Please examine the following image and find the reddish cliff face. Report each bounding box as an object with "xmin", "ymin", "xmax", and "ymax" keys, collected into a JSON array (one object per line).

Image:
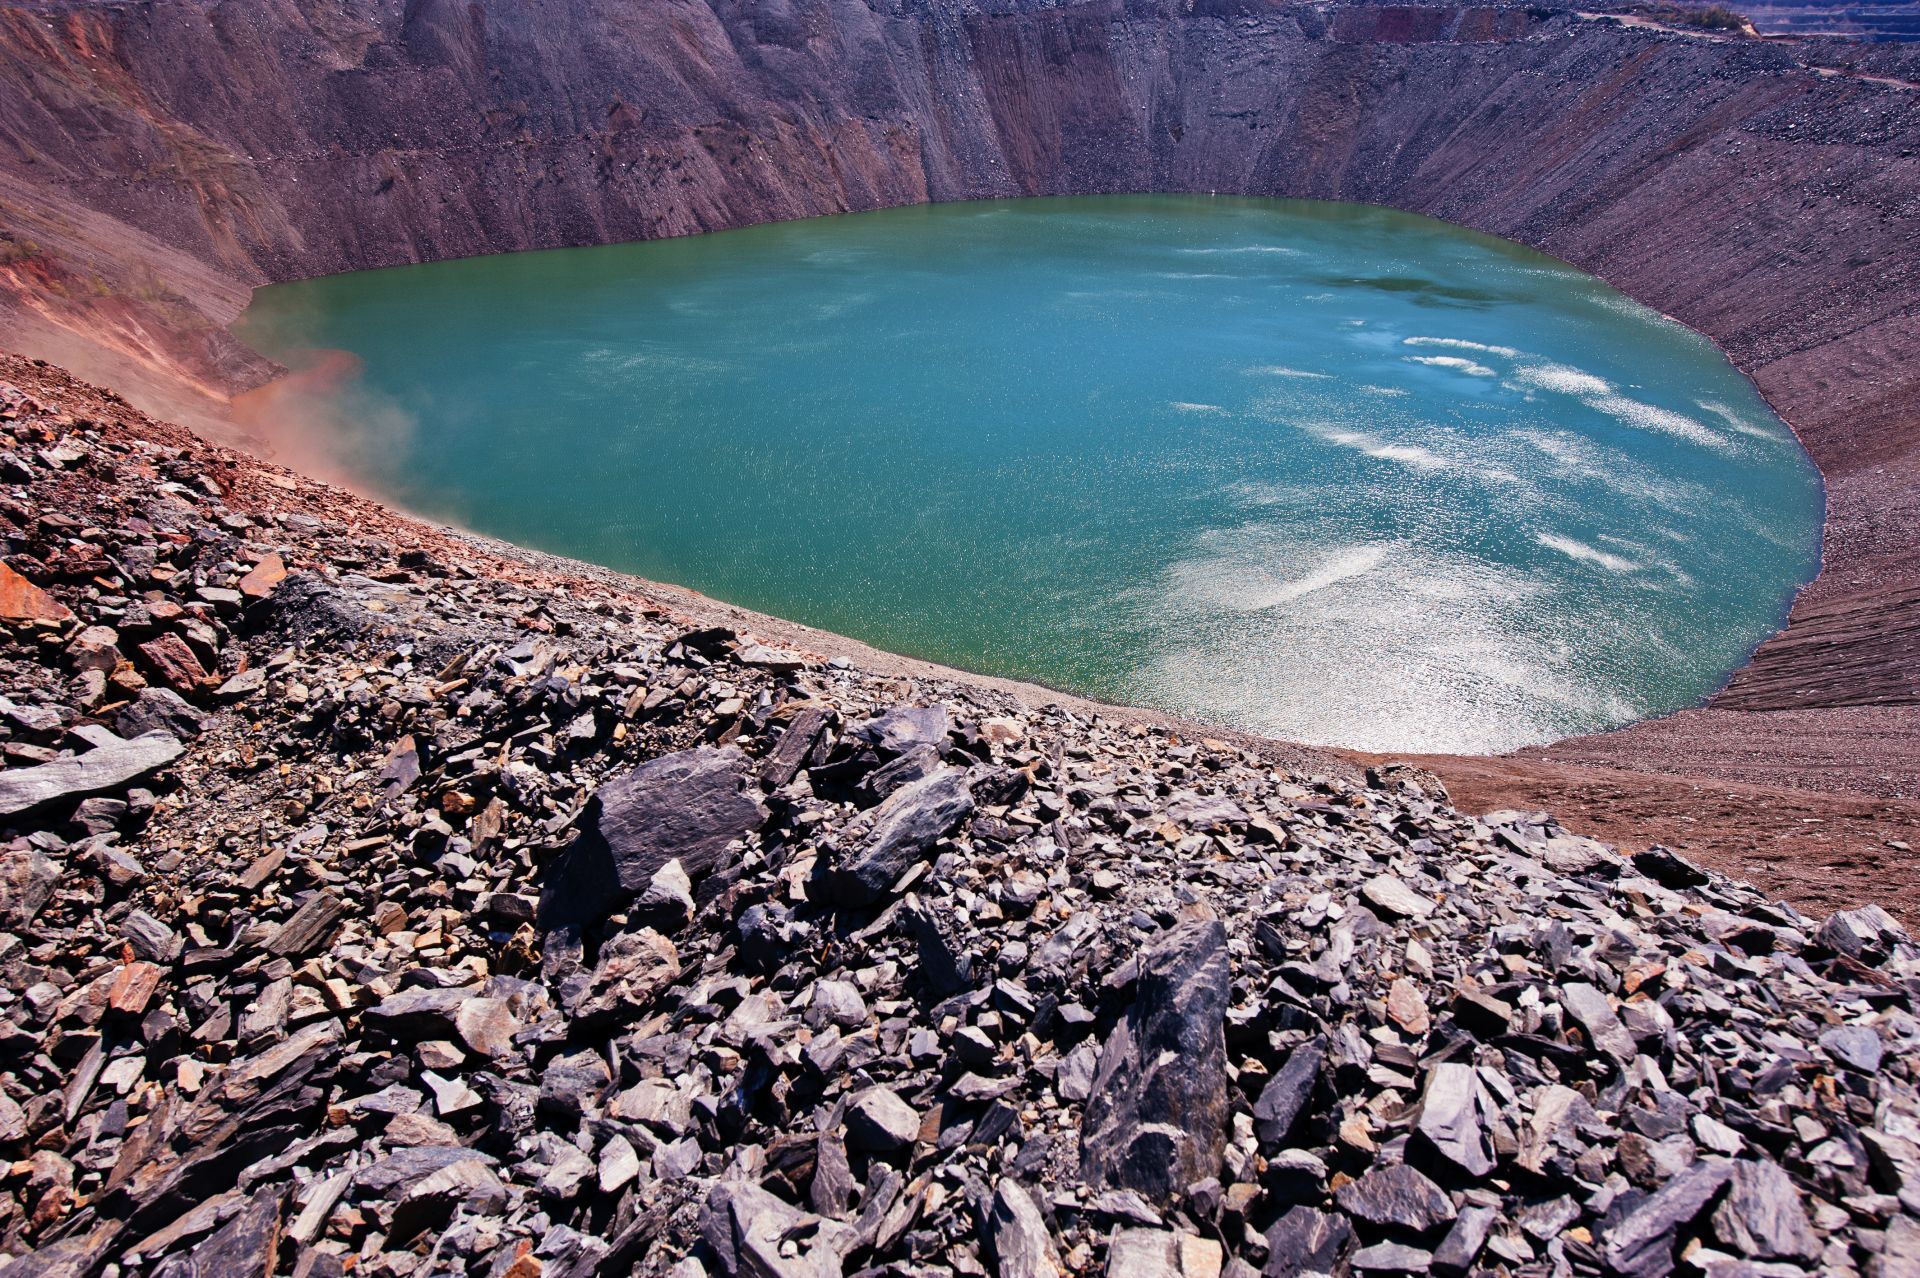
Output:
[{"xmin": 0, "ymin": 0, "xmax": 1915, "ymax": 781}]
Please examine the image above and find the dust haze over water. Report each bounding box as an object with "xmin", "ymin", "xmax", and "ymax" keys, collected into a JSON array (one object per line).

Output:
[{"xmin": 237, "ymin": 196, "xmax": 1824, "ymax": 754}]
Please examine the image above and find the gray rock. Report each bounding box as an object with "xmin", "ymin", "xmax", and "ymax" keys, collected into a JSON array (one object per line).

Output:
[
  {"xmin": 1253, "ymin": 1037, "xmax": 1323, "ymax": 1148},
  {"xmin": 0, "ymin": 730, "xmax": 183, "ymax": 817},
  {"xmin": 1604, "ymin": 1158, "xmax": 1734, "ymax": 1278},
  {"xmin": 1350, "ymin": 1242, "xmax": 1434, "ymax": 1272},
  {"xmin": 847, "ymin": 705, "xmax": 948, "ymax": 756},
  {"xmin": 1563, "ymin": 982, "xmax": 1637, "ymax": 1064},
  {"xmin": 1819, "ymin": 1024, "xmax": 1883, "ymax": 1074},
  {"xmin": 1432, "ymin": 1205, "xmax": 1495, "ymax": 1276},
  {"xmin": 0, "ymin": 848, "xmax": 60, "ymax": 929},
  {"xmin": 539, "ymin": 746, "xmax": 766, "ymax": 929},
  {"xmin": 834, "ymin": 768, "xmax": 975, "ymax": 905},
  {"xmin": 114, "ymin": 687, "xmax": 206, "ymax": 740},
  {"xmin": 1361, "ymin": 875, "xmax": 1435, "ymax": 920},
  {"xmin": 1263, "ymin": 1206, "xmax": 1353, "ymax": 1278},
  {"xmin": 1711, "ymin": 1159, "xmax": 1820, "ymax": 1261},
  {"xmin": 988, "ymin": 1179, "xmax": 1061, "ymax": 1278},
  {"xmin": 845, "ymin": 1086, "xmax": 919, "ymax": 1151},
  {"xmin": 1335, "ymin": 1163, "xmax": 1456, "ymax": 1232},
  {"xmin": 1416, "ymin": 1063, "xmax": 1493, "ymax": 1178},
  {"xmin": 701, "ymin": 1180, "xmax": 857, "ymax": 1278},
  {"xmin": 1081, "ymin": 917, "xmax": 1231, "ymax": 1205}
]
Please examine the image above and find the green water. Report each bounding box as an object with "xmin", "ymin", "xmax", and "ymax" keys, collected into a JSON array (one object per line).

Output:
[{"xmin": 240, "ymin": 196, "xmax": 1823, "ymax": 753}]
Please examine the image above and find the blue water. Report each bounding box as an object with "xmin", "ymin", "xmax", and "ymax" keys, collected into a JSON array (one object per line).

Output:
[{"xmin": 238, "ymin": 196, "xmax": 1824, "ymax": 752}]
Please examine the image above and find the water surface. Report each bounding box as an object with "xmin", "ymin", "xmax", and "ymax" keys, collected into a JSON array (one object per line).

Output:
[{"xmin": 240, "ymin": 196, "xmax": 1823, "ymax": 752}]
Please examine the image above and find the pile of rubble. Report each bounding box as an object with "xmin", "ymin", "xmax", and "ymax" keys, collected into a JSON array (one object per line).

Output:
[{"xmin": 2, "ymin": 356, "xmax": 1918, "ymax": 1278}]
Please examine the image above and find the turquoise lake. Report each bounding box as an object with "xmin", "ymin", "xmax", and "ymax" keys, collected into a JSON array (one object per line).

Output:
[{"xmin": 239, "ymin": 196, "xmax": 1824, "ymax": 753}]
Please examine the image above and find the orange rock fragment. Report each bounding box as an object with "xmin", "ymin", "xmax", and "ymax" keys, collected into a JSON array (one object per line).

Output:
[
  {"xmin": 107, "ymin": 961, "xmax": 163, "ymax": 1015},
  {"xmin": 137, "ymin": 632, "xmax": 212, "ymax": 694},
  {"xmin": 0, "ymin": 561, "xmax": 73, "ymax": 625},
  {"xmin": 238, "ymin": 552, "xmax": 286, "ymax": 599}
]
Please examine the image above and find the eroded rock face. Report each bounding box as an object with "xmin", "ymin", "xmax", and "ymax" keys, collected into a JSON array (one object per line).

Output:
[{"xmin": 1081, "ymin": 916, "xmax": 1232, "ymax": 1204}]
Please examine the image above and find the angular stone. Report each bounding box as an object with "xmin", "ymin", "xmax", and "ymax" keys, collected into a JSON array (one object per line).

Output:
[
  {"xmin": 265, "ymin": 890, "xmax": 346, "ymax": 957},
  {"xmin": 701, "ymin": 1180, "xmax": 858, "ymax": 1278},
  {"xmin": 238, "ymin": 553, "xmax": 287, "ymax": 599},
  {"xmin": 0, "ymin": 848, "xmax": 60, "ymax": 928},
  {"xmin": 847, "ymin": 705, "xmax": 948, "ymax": 756},
  {"xmin": 137, "ymin": 633, "xmax": 212, "ymax": 694},
  {"xmin": 540, "ymin": 746, "xmax": 766, "ymax": 929},
  {"xmin": 1105, "ymin": 1228, "xmax": 1181, "ymax": 1278},
  {"xmin": 0, "ymin": 730, "xmax": 183, "ymax": 817},
  {"xmin": 1263, "ymin": 1206, "xmax": 1352, "ymax": 1278},
  {"xmin": 1361, "ymin": 875, "xmax": 1435, "ymax": 920},
  {"xmin": 1711, "ymin": 1159, "xmax": 1819, "ymax": 1261},
  {"xmin": 834, "ymin": 768, "xmax": 975, "ymax": 906},
  {"xmin": 1252, "ymin": 1038, "xmax": 1323, "ymax": 1149},
  {"xmin": 1562, "ymin": 982, "xmax": 1637, "ymax": 1065},
  {"xmin": 1819, "ymin": 1024, "xmax": 1883, "ymax": 1074},
  {"xmin": 0, "ymin": 561, "xmax": 73, "ymax": 624},
  {"xmin": 1335, "ymin": 1163, "xmax": 1456, "ymax": 1232},
  {"xmin": 845, "ymin": 1087, "xmax": 919, "ymax": 1152},
  {"xmin": 1082, "ymin": 917, "xmax": 1231, "ymax": 1204},
  {"xmin": 1416, "ymin": 1063, "xmax": 1494, "ymax": 1178},
  {"xmin": 988, "ymin": 1179, "xmax": 1062, "ymax": 1278},
  {"xmin": 1432, "ymin": 1205, "xmax": 1495, "ymax": 1276},
  {"xmin": 1604, "ymin": 1158, "xmax": 1734, "ymax": 1278},
  {"xmin": 114, "ymin": 688, "xmax": 206, "ymax": 740}
]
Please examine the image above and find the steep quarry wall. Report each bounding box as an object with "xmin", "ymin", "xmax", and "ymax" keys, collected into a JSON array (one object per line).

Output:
[{"xmin": 0, "ymin": 0, "xmax": 1915, "ymax": 783}]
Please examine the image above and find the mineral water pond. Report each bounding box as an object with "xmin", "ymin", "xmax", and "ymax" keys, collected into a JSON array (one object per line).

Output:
[{"xmin": 239, "ymin": 196, "xmax": 1824, "ymax": 754}]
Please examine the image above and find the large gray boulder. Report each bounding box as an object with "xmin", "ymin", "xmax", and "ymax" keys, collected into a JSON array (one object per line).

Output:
[
  {"xmin": 539, "ymin": 746, "xmax": 766, "ymax": 930},
  {"xmin": 1080, "ymin": 917, "xmax": 1231, "ymax": 1204}
]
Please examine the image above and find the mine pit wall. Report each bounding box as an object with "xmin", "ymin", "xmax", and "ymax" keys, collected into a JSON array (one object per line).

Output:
[{"xmin": 0, "ymin": 0, "xmax": 1915, "ymax": 782}]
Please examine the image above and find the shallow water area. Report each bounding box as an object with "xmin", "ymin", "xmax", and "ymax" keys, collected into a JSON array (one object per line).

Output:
[{"xmin": 239, "ymin": 196, "xmax": 1823, "ymax": 753}]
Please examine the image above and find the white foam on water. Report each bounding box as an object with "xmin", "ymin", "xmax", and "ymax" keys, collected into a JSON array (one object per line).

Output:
[
  {"xmin": 1234, "ymin": 544, "xmax": 1392, "ymax": 610},
  {"xmin": 1170, "ymin": 401, "xmax": 1229, "ymax": 414},
  {"xmin": 1591, "ymin": 394, "xmax": 1732, "ymax": 451},
  {"xmin": 1512, "ymin": 362, "xmax": 1613, "ymax": 397},
  {"xmin": 1176, "ymin": 244, "xmax": 1300, "ymax": 256},
  {"xmin": 1535, "ymin": 533, "xmax": 1641, "ymax": 573},
  {"xmin": 1246, "ymin": 365, "xmax": 1333, "ymax": 379},
  {"xmin": 1403, "ymin": 336, "xmax": 1521, "ymax": 358},
  {"xmin": 1698, "ymin": 398, "xmax": 1791, "ymax": 442},
  {"xmin": 1303, "ymin": 423, "xmax": 1450, "ymax": 472},
  {"xmin": 1405, "ymin": 354, "xmax": 1497, "ymax": 377},
  {"xmin": 1359, "ymin": 385, "xmax": 1409, "ymax": 397}
]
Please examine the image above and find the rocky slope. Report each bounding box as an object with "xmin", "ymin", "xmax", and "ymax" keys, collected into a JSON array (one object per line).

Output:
[
  {"xmin": 0, "ymin": 0, "xmax": 1915, "ymax": 798},
  {"xmin": 5, "ymin": 354, "xmax": 1920, "ymax": 1278}
]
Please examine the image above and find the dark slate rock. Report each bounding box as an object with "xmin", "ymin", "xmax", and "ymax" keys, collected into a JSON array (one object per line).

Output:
[
  {"xmin": 1253, "ymin": 1038, "xmax": 1324, "ymax": 1149},
  {"xmin": 1819, "ymin": 1024, "xmax": 1883, "ymax": 1074},
  {"xmin": 1264, "ymin": 1206, "xmax": 1354, "ymax": 1278},
  {"xmin": 988, "ymin": 1178, "xmax": 1061, "ymax": 1278},
  {"xmin": 834, "ymin": 768, "xmax": 975, "ymax": 906},
  {"xmin": 0, "ymin": 730, "xmax": 183, "ymax": 817},
  {"xmin": 1350, "ymin": 1241, "xmax": 1434, "ymax": 1272},
  {"xmin": 1603, "ymin": 1158, "xmax": 1734, "ymax": 1278},
  {"xmin": 846, "ymin": 705, "xmax": 948, "ymax": 757},
  {"xmin": 539, "ymin": 746, "xmax": 766, "ymax": 929},
  {"xmin": 1432, "ymin": 1205, "xmax": 1495, "ymax": 1276},
  {"xmin": 114, "ymin": 688, "xmax": 208, "ymax": 740},
  {"xmin": 356, "ymin": 1146, "xmax": 499, "ymax": 1198},
  {"xmin": 1335, "ymin": 1163, "xmax": 1457, "ymax": 1232},
  {"xmin": 1081, "ymin": 917, "xmax": 1232, "ymax": 1205},
  {"xmin": 1632, "ymin": 846, "xmax": 1709, "ymax": 889},
  {"xmin": 1711, "ymin": 1160, "xmax": 1820, "ymax": 1261}
]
